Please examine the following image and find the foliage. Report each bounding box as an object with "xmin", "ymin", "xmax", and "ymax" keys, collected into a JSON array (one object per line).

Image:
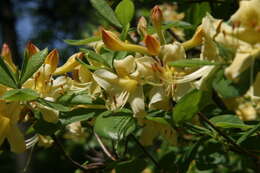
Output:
[{"xmin": 0, "ymin": 0, "xmax": 260, "ymax": 173}]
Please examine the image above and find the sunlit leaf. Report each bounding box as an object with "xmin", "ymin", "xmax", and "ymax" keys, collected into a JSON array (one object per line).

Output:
[
  {"xmin": 20, "ymin": 48, "xmax": 48, "ymax": 85},
  {"xmin": 64, "ymin": 36, "xmax": 101, "ymax": 46},
  {"xmin": 2, "ymin": 88, "xmax": 39, "ymax": 101},
  {"xmin": 90, "ymin": 0, "xmax": 122, "ymax": 28},
  {"xmin": 115, "ymin": 0, "xmax": 135, "ymax": 26}
]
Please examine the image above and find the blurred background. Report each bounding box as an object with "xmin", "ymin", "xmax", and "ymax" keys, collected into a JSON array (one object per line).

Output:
[{"xmin": 0, "ymin": 0, "xmax": 239, "ymax": 172}]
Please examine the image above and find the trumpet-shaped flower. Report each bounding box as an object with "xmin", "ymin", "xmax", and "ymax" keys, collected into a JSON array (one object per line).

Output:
[{"xmin": 93, "ymin": 55, "xmax": 148, "ymax": 117}]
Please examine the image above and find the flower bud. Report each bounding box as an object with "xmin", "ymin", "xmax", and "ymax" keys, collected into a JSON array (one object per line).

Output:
[
  {"xmin": 45, "ymin": 49, "xmax": 59, "ymax": 73},
  {"xmin": 25, "ymin": 42, "xmax": 39, "ymax": 57},
  {"xmin": 102, "ymin": 29, "xmax": 126, "ymax": 51},
  {"xmin": 151, "ymin": 5, "xmax": 163, "ymax": 30},
  {"xmin": 102, "ymin": 29, "xmax": 150, "ymax": 55},
  {"xmin": 1, "ymin": 43, "xmax": 16, "ymax": 71},
  {"xmin": 137, "ymin": 16, "xmax": 148, "ymax": 37},
  {"xmin": 54, "ymin": 52, "xmax": 84, "ymax": 75},
  {"xmin": 144, "ymin": 35, "xmax": 161, "ymax": 56}
]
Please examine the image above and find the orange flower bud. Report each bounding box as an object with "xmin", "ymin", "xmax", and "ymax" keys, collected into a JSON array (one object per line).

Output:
[
  {"xmin": 144, "ymin": 35, "xmax": 161, "ymax": 56},
  {"xmin": 102, "ymin": 29, "xmax": 126, "ymax": 51},
  {"xmin": 1, "ymin": 43, "xmax": 17, "ymax": 71},
  {"xmin": 25, "ymin": 42, "xmax": 40, "ymax": 57},
  {"xmin": 151, "ymin": 5, "xmax": 164, "ymax": 30},
  {"xmin": 45, "ymin": 49, "xmax": 59, "ymax": 73},
  {"xmin": 102, "ymin": 29, "xmax": 150, "ymax": 55},
  {"xmin": 1, "ymin": 43, "xmax": 11, "ymax": 59}
]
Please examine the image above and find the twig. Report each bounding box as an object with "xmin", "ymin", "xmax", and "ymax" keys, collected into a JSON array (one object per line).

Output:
[
  {"xmin": 94, "ymin": 132, "xmax": 117, "ymax": 161},
  {"xmin": 166, "ymin": 29, "xmax": 183, "ymax": 43},
  {"xmin": 52, "ymin": 135, "xmax": 105, "ymax": 172},
  {"xmin": 130, "ymin": 134, "xmax": 161, "ymax": 169},
  {"xmin": 198, "ymin": 112, "xmax": 260, "ymax": 160}
]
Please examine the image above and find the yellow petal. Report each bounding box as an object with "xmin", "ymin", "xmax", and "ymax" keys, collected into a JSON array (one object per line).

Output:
[
  {"xmin": 6, "ymin": 126, "xmax": 26, "ymax": 153},
  {"xmin": 0, "ymin": 116, "xmax": 10, "ymax": 146}
]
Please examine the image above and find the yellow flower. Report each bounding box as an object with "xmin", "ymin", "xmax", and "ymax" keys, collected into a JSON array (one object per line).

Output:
[{"xmin": 0, "ymin": 102, "xmax": 26, "ymax": 153}]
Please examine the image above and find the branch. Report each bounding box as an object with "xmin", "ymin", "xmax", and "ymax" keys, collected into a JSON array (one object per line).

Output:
[
  {"xmin": 130, "ymin": 134, "xmax": 161, "ymax": 169},
  {"xmin": 198, "ymin": 112, "xmax": 260, "ymax": 160},
  {"xmin": 52, "ymin": 135, "xmax": 105, "ymax": 172},
  {"xmin": 94, "ymin": 132, "xmax": 117, "ymax": 161}
]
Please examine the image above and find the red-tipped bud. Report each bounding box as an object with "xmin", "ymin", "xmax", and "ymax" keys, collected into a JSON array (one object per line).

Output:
[
  {"xmin": 151, "ymin": 5, "xmax": 164, "ymax": 30},
  {"xmin": 1, "ymin": 43, "xmax": 11, "ymax": 59},
  {"xmin": 1, "ymin": 43, "xmax": 17, "ymax": 71},
  {"xmin": 25, "ymin": 42, "xmax": 40, "ymax": 57},
  {"xmin": 144, "ymin": 35, "xmax": 161, "ymax": 56},
  {"xmin": 101, "ymin": 29, "xmax": 126, "ymax": 51}
]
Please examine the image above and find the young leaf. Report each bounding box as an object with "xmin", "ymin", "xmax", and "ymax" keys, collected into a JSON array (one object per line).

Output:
[
  {"xmin": 37, "ymin": 98, "xmax": 70, "ymax": 112},
  {"xmin": 212, "ymin": 68, "xmax": 253, "ymax": 98},
  {"xmin": 172, "ymin": 89, "xmax": 212, "ymax": 124},
  {"xmin": 237, "ymin": 122, "xmax": 260, "ymax": 144},
  {"xmin": 90, "ymin": 0, "xmax": 122, "ymax": 28},
  {"xmin": 64, "ymin": 36, "xmax": 101, "ymax": 46},
  {"xmin": 60, "ymin": 108, "xmax": 103, "ymax": 126},
  {"xmin": 210, "ymin": 115, "xmax": 251, "ymax": 130},
  {"xmin": 1, "ymin": 88, "xmax": 39, "ymax": 101},
  {"xmin": 19, "ymin": 48, "xmax": 48, "ymax": 85},
  {"xmin": 168, "ymin": 59, "xmax": 219, "ymax": 68},
  {"xmin": 120, "ymin": 23, "xmax": 130, "ymax": 41},
  {"xmin": 81, "ymin": 49, "xmax": 111, "ymax": 68},
  {"xmin": 0, "ymin": 57, "xmax": 18, "ymax": 88},
  {"xmin": 57, "ymin": 92, "xmax": 93, "ymax": 106},
  {"xmin": 115, "ymin": 0, "xmax": 135, "ymax": 26},
  {"xmin": 94, "ymin": 110, "xmax": 136, "ymax": 140}
]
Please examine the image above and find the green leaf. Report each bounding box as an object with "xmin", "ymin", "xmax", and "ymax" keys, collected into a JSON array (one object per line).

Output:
[
  {"xmin": 185, "ymin": 3, "xmax": 211, "ymax": 26},
  {"xmin": 120, "ymin": 23, "xmax": 130, "ymax": 41},
  {"xmin": 2, "ymin": 88, "xmax": 39, "ymax": 101},
  {"xmin": 64, "ymin": 36, "xmax": 101, "ymax": 46},
  {"xmin": 178, "ymin": 138, "xmax": 205, "ymax": 173},
  {"xmin": 34, "ymin": 115, "xmax": 61, "ymax": 135},
  {"xmin": 163, "ymin": 21, "xmax": 193, "ymax": 30},
  {"xmin": 57, "ymin": 92, "xmax": 93, "ymax": 106},
  {"xmin": 60, "ymin": 108, "xmax": 103, "ymax": 125},
  {"xmin": 0, "ymin": 57, "xmax": 18, "ymax": 88},
  {"xmin": 80, "ymin": 48, "xmax": 112, "ymax": 68},
  {"xmin": 168, "ymin": 59, "xmax": 219, "ymax": 68},
  {"xmin": 75, "ymin": 57, "xmax": 102, "ymax": 71},
  {"xmin": 212, "ymin": 67, "xmax": 257, "ymax": 98},
  {"xmin": 145, "ymin": 116, "xmax": 169, "ymax": 125},
  {"xmin": 94, "ymin": 110, "xmax": 136, "ymax": 140},
  {"xmin": 215, "ymin": 42, "xmax": 235, "ymax": 60},
  {"xmin": 172, "ymin": 89, "xmax": 212, "ymax": 124},
  {"xmin": 20, "ymin": 48, "xmax": 48, "ymax": 85},
  {"xmin": 237, "ymin": 121, "xmax": 260, "ymax": 144},
  {"xmin": 210, "ymin": 115, "xmax": 251, "ymax": 130},
  {"xmin": 115, "ymin": 0, "xmax": 135, "ymax": 26},
  {"xmin": 37, "ymin": 98, "xmax": 70, "ymax": 112},
  {"xmin": 90, "ymin": 0, "xmax": 122, "ymax": 28}
]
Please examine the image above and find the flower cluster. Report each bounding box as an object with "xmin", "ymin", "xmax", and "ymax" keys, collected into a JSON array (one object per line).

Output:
[{"xmin": 0, "ymin": 0, "xmax": 259, "ymax": 157}]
